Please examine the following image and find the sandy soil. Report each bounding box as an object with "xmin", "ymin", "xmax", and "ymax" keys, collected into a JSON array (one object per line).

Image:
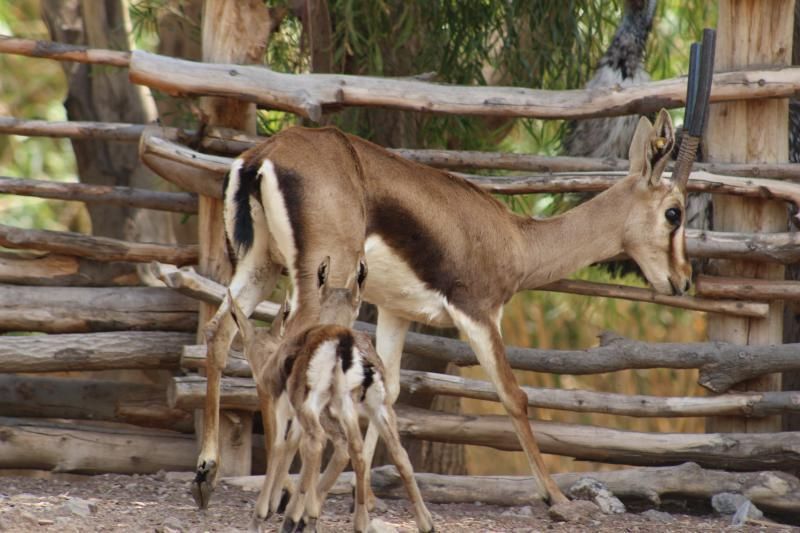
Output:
[{"xmin": 0, "ymin": 471, "xmax": 796, "ymax": 532}]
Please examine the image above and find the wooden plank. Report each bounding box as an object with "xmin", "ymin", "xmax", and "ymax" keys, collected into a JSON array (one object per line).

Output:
[
  {"xmin": 169, "ymin": 372, "xmax": 800, "ymax": 419},
  {"xmin": 0, "ymin": 176, "xmax": 197, "ymax": 213},
  {"xmin": 0, "ymin": 251, "xmax": 138, "ymax": 286},
  {"xmin": 0, "ymin": 331, "xmax": 193, "ymax": 372},
  {"xmin": 0, "ymin": 224, "xmax": 198, "ymax": 265},
  {"xmin": 0, "ymin": 286, "xmax": 198, "ymax": 333},
  {"xmin": 706, "ymin": 0, "xmax": 793, "ymax": 434},
  {"xmin": 0, "ymin": 417, "xmax": 195, "ymax": 474},
  {"xmin": 0, "ymin": 374, "xmax": 192, "ymax": 432},
  {"xmin": 696, "ymin": 275, "xmax": 800, "ymax": 301}
]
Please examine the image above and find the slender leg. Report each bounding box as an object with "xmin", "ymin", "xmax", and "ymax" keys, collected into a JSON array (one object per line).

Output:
[
  {"xmin": 194, "ymin": 260, "xmax": 281, "ymax": 508},
  {"xmin": 316, "ymin": 408, "xmax": 351, "ymax": 503},
  {"xmin": 252, "ymin": 395, "xmax": 295, "ymax": 529},
  {"xmin": 282, "ymin": 404, "xmax": 325, "ymax": 533},
  {"xmin": 447, "ymin": 305, "xmax": 567, "ymax": 505},
  {"xmin": 361, "ymin": 309, "xmax": 411, "ymax": 502},
  {"xmin": 341, "ymin": 400, "xmax": 369, "ymax": 533},
  {"xmin": 367, "ymin": 399, "xmax": 434, "ymax": 532}
]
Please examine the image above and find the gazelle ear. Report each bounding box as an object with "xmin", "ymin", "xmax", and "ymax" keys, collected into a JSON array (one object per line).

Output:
[
  {"xmin": 649, "ymin": 109, "xmax": 675, "ymax": 184},
  {"xmin": 628, "ymin": 116, "xmax": 654, "ymax": 179},
  {"xmin": 228, "ymin": 290, "xmax": 254, "ymax": 345}
]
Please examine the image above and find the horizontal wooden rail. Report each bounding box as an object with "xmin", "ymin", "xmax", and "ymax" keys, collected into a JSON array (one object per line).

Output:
[
  {"xmin": 159, "ymin": 266, "xmax": 798, "ymax": 392},
  {"xmin": 224, "ymin": 462, "xmax": 800, "ymax": 513},
  {"xmin": 0, "ymin": 285, "xmax": 198, "ymax": 333},
  {"xmin": 0, "ymin": 331, "xmax": 193, "ymax": 372},
  {"xmin": 0, "ymin": 251, "xmax": 138, "ymax": 286},
  {"xmin": 6, "ymin": 36, "xmax": 800, "ymax": 121},
  {"xmin": 170, "ymin": 371, "xmax": 800, "ymax": 419},
  {"xmin": 6, "ymin": 116, "xmax": 800, "ymax": 180},
  {"xmin": 0, "ymin": 224, "xmax": 198, "ymax": 265},
  {"xmin": 0, "ymin": 176, "xmax": 197, "ymax": 213},
  {"xmin": 696, "ymin": 274, "xmax": 800, "ymax": 301},
  {"xmin": 393, "ymin": 406, "xmax": 800, "ymax": 471},
  {"xmin": 0, "ymin": 417, "xmax": 195, "ymax": 474},
  {"xmin": 0, "ymin": 374, "xmax": 192, "ymax": 432}
]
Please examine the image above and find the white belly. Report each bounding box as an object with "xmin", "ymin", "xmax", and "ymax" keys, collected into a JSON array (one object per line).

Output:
[{"xmin": 362, "ymin": 235, "xmax": 453, "ymax": 327}]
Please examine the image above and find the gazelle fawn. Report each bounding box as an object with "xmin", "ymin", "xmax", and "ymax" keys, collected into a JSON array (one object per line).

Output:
[
  {"xmin": 198, "ymin": 108, "xmax": 688, "ymax": 508},
  {"xmin": 229, "ymin": 258, "xmax": 434, "ymax": 533}
]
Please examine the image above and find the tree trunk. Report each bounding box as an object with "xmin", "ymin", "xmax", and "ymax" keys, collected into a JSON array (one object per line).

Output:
[{"xmin": 706, "ymin": 1, "xmax": 793, "ymax": 435}]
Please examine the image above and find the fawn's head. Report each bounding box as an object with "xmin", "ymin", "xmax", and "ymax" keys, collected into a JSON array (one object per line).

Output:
[{"xmin": 621, "ymin": 109, "xmax": 692, "ymax": 296}]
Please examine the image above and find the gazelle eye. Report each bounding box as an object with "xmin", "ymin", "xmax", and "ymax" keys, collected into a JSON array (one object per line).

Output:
[
  {"xmin": 665, "ymin": 207, "xmax": 682, "ymax": 226},
  {"xmin": 357, "ymin": 260, "xmax": 368, "ymax": 287}
]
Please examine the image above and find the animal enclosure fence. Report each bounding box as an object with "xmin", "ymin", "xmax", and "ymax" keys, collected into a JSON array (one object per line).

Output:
[{"xmin": 3, "ymin": 17, "xmax": 800, "ymax": 514}]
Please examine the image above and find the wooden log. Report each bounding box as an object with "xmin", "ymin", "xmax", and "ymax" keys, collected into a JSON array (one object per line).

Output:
[
  {"xmin": 393, "ymin": 406, "xmax": 800, "ymax": 471},
  {"xmin": 706, "ymin": 0, "xmax": 791, "ymax": 435},
  {"xmin": 7, "ymin": 35, "xmax": 800, "ymax": 121},
  {"xmin": 0, "ymin": 224, "xmax": 198, "ymax": 265},
  {"xmin": 686, "ymin": 229, "xmax": 800, "ymax": 265},
  {"xmin": 0, "ymin": 417, "xmax": 196, "ymax": 474},
  {"xmin": 696, "ymin": 275, "xmax": 800, "ymax": 301},
  {"xmin": 540, "ymin": 279, "xmax": 768, "ymax": 318},
  {"xmin": 0, "ymin": 176, "xmax": 197, "ymax": 213},
  {"xmin": 356, "ymin": 463, "xmax": 800, "ymax": 514},
  {"xmin": 8, "ymin": 116, "xmax": 800, "ymax": 181},
  {"xmin": 0, "ymin": 36, "xmax": 130, "ymax": 67},
  {"xmin": 0, "ymin": 331, "xmax": 193, "ymax": 372},
  {"xmin": 0, "ymin": 286, "xmax": 198, "ymax": 333},
  {"xmin": 166, "ymin": 269, "xmax": 800, "ymax": 393},
  {"xmin": 0, "ymin": 374, "xmax": 192, "ymax": 432},
  {"xmin": 0, "ymin": 251, "xmax": 138, "ymax": 286},
  {"xmin": 170, "ymin": 371, "xmax": 800, "ymax": 419}
]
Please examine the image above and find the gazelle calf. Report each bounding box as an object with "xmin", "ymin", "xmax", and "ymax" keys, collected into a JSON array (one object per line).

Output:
[
  {"xmin": 198, "ymin": 108, "xmax": 688, "ymax": 509},
  {"xmin": 229, "ymin": 263, "xmax": 434, "ymax": 533}
]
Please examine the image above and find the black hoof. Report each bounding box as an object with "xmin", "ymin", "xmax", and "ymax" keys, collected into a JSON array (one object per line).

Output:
[
  {"xmin": 280, "ymin": 517, "xmax": 297, "ymax": 533},
  {"xmin": 277, "ymin": 488, "xmax": 291, "ymax": 514},
  {"xmin": 191, "ymin": 459, "xmax": 217, "ymax": 509}
]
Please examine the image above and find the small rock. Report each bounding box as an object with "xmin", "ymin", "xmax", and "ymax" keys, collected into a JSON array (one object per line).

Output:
[
  {"xmin": 518, "ymin": 505, "xmax": 534, "ymax": 517},
  {"xmin": 731, "ymin": 499, "xmax": 764, "ymax": 526},
  {"xmin": 640, "ymin": 509, "xmax": 674, "ymax": 523},
  {"xmin": 155, "ymin": 470, "xmax": 167, "ymax": 481},
  {"xmin": 501, "ymin": 505, "xmax": 535, "ymax": 518},
  {"xmin": 567, "ymin": 478, "xmax": 626, "ymax": 514},
  {"xmin": 37, "ymin": 518, "xmax": 55, "ymax": 526},
  {"xmin": 164, "ymin": 471, "xmax": 194, "ymax": 482},
  {"xmin": 548, "ymin": 500, "xmax": 602, "ymax": 522},
  {"xmin": 371, "ymin": 496, "xmax": 389, "ymax": 513},
  {"xmin": 19, "ymin": 512, "xmax": 39, "ymax": 526},
  {"xmin": 159, "ymin": 516, "xmax": 186, "ymax": 533},
  {"xmin": 61, "ymin": 497, "xmax": 97, "ymax": 517},
  {"xmin": 10, "ymin": 493, "xmax": 39, "ymax": 502},
  {"xmin": 366, "ymin": 518, "xmax": 398, "ymax": 533},
  {"xmin": 711, "ymin": 492, "xmax": 748, "ymax": 515}
]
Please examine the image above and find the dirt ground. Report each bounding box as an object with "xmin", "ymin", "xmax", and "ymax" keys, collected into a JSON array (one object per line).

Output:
[{"xmin": 0, "ymin": 471, "xmax": 796, "ymax": 532}]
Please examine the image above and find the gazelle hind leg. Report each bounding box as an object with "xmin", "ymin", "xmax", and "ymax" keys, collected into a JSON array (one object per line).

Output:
[
  {"xmin": 367, "ymin": 397, "xmax": 434, "ymax": 533},
  {"xmin": 361, "ymin": 310, "xmax": 410, "ymax": 507},
  {"xmin": 447, "ymin": 305, "xmax": 567, "ymax": 505},
  {"xmin": 281, "ymin": 406, "xmax": 325, "ymax": 533},
  {"xmin": 252, "ymin": 395, "xmax": 295, "ymax": 530},
  {"xmin": 194, "ymin": 259, "xmax": 280, "ymax": 509},
  {"xmin": 341, "ymin": 400, "xmax": 369, "ymax": 533},
  {"xmin": 316, "ymin": 407, "xmax": 351, "ymax": 504}
]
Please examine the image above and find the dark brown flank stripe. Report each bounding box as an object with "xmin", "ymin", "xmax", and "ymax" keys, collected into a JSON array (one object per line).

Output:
[
  {"xmin": 360, "ymin": 363, "xmax": 374, "ymax": 402},
  {"xmin": 273, "ymin": 164, "xmax": 306, "ymax": 272},
  {"xmin": 367, "ymin": 198, "xmax": 463, "ymax": 303},
  {"xmin": 337, "ymin": 330, "xmax": 354, "ymax": 372},
  {"xmin": 231, "ymin": 160, "xmax": 261, "ymax": 255}
]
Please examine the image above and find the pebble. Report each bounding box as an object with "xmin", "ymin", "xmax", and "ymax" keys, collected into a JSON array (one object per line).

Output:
[
  {"xmin": 730, "ymin": 499, "xmax": 764, "ymax": 526},
  {"xmin": 548, "ymin": 500, "xmax": 602, "ymax": 522},
  {"xmin": 567, "ymin": 478, "xmax": 626, "ymax": 515},
  {"xmin": 60, "ymin": 497, "xmax": 97, "ymax": 517},
  {"xmin": 159, "ymin": 516, "xmax": 186, "ymax": 533},
  {"xmin": 366, "ymin": 518, "xmax": 399, "ymax": 533},
  {"xmin": 640, "ymin": 509, "xmax": 674, "ymax": 523}
]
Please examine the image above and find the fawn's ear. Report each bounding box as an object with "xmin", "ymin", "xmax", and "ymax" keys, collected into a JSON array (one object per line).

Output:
[
  {"xmin": 317, "ymin": 256, "xmax": 330, "ymax": 288},
  {"xmin": 628, "ymin": 116, "xmax": 654, "ymax": 180},
  {"xmin": 228, "ymin": 290, "xmax": 254, "ymax": 345}
]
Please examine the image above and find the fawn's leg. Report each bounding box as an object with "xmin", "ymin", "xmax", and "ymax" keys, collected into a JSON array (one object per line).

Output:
[
  {"xmin": 341, "ymin": 400, "xmax": 369, "ymax": 532},
  {"xmin": 281, "ymin": 405, "xmax": 325, "ymax": 533},
  {"xmin": 317, "ymin": 407, "xmax": 351, "ymax": 503}
]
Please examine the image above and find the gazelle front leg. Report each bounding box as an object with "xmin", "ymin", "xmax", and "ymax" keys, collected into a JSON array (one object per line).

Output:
[
  {"xmin": 361, "ymin": 309, "xmax": 411, "ymax": 504},
  {"xmin": 446, "ymin": 305, "xmax": 568, "ymax": 505}
]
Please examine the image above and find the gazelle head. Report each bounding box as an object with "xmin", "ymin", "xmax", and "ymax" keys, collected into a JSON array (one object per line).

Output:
[
  {"xmin": 276, "ymin": 255, "xmax": 366, "ymax": 337},
  {"xmin": 622, "ymin": 109, "xmax": 692, "ymax": 296}
]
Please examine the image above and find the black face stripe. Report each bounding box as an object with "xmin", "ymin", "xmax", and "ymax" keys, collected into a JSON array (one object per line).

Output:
[
  {"xmin": 367, "ymin": 198, "xmax": 458, "ymax": 300},
  {"xmin": 337, "ymin": 331, "xmax": 354, "ymax": 372},
  {"xmin": 273, "ymin": 165, "xmax": 306, "ymax": 264},
  {"xmin": 360, "ymin": 363, "xmax": 374, "ymax": 402},
  {"xmin": 231, "ymin": 161, "xmax": 261, "ymax": 254}
]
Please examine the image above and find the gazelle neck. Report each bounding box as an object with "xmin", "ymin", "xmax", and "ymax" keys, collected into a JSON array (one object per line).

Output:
[{"xmin": 517, "ymin": 178, "xmax": 634, "ymax": 291}]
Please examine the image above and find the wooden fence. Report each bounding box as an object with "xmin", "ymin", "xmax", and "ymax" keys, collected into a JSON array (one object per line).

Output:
[{"xmin": 2, "ymin": 31, "xmax": 800, "ymax": 511}]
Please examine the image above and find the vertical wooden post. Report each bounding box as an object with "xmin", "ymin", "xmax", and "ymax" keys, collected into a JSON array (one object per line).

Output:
[
  {"xmin": 196, "ymin": 0, "xmax": 271, "ymax": 477},
  {"xmin": 706, "ymin": 0, "xmax": 793, "ymax": 433}
]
